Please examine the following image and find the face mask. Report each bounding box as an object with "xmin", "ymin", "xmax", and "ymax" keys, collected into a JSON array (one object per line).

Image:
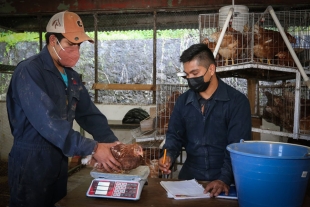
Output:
[
  {"xmin": 53, "ymin": 39, "xmax": 80, "ymax": 67},
  {"xmin": 187, "ymin": 70, "xmax": 212, "ymax": 92}
]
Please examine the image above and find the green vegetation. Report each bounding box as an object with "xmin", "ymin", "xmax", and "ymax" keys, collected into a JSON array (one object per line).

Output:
[
  {"xmin": 0, "ymin": 31, "xmax": 40, "ymax": 48},
  {"xmin": 0, "ymin": 29, "xmax": 196, "ymax": 46}
]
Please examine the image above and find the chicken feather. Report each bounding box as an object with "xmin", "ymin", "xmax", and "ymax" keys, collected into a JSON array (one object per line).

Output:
[{"xmin": 110, "ymin": 143, "xmax": 143, "ymax": 171}]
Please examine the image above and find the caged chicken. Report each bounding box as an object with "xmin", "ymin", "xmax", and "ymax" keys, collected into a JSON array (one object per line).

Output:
[
  {"xmin": 82, "ymin": 143, "xmax": 144, "ymax": 173},
  {"xmin": 246, "ymin": 24, "xmax": 296, "ymax": 65},
  {"xmin": 263, "ymin": 90, "xmax": 310, "ymax": 132},
  {"xmin": 201, "ymin": 38, "xmax": 222, "ymax": 65},
  {"xmin": 209, "ymin": 26, "xmax": 246, "ymax": 66},
  {"xmin": 275, "ymin": 51, "xmax": 295, "ymax": 67},
  {"xmin": 141, "ymin": 147, "xmax": 161, "ymax": 178}
]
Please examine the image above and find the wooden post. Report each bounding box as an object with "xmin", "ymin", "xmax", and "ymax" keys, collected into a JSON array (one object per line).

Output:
[
  {"xmin": 247, "ymin": 79, "xmax": 256, "ymax": 114},
  {"xmin": 94, "ymin": 13, "xmax": 99, "ymax": 103},
  {"xmin": 152, "ymin": 11, "xmax": 157, "ymax": 104},
  {"xmin": 247, "ymin": 79, "xmax": 261, "ymax": 140}
]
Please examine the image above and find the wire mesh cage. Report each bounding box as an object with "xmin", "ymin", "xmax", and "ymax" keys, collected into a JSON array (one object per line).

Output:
[
  {"xmin": 199, "ymin": 9, "xmax": 310, "ymax": 70},
  {"xmin": 131, "ymin": 83, "xmax": 190, "ymax": 178},
  {"xmin": 155, "ymin": 84, "xmax": 189, "ymax": 139},
  {"xmin": 200, "ymin": 7, "xmax": 310, "ymax": 140},
  {"xmin": 140, "ymin": 143, "xmax": 161, "ymax": 178},
  {"xmin": 259, "ymin": 80, "xmax": 310, "ymax": 136},
  {"xmin": 199, "ymin": 10, "xmax": 253, "ymax": 66},
  {"xmin": 252, "ymin": 10, "xmax": 310, "ymax": 69},
  {"xmin": 131, "ymin": 129, "xmax": 162, "ymax": 178}
]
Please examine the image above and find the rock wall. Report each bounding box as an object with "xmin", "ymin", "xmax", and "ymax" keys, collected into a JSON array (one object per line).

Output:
[
  {"xmin": 1, "ymin": 38, "xmax": 196, "ymax": 104},
  {"xmin": 0, "ymin": 37, "xmax": 247, "ymax": 104}
]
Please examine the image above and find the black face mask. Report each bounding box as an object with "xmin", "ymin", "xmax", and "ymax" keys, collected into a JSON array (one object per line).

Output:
[{"xmin": 187, "ymin": 70, "xmax": 211, "ymax": 92}]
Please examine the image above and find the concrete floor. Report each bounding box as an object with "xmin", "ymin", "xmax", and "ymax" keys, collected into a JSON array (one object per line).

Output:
[{"xmin": 0, "ymin": 161, "xmax": 9, "ymax": 207}]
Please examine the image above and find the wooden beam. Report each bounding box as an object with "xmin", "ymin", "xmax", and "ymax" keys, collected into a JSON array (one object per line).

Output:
[
  {"xmin": 0, "ymin": 64, "xmax": 15, "ymax": 73},
  {"xmin": 92, "ymin": 83, "xmax": 156, "ymax": 91},
  {"xmin": 0, "ymin": 0, "xmax": 308, "ymax": 14}
]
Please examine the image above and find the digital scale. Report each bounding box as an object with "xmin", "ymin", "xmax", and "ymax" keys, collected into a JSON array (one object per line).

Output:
[{"xmin": 86, "ymin": 166, "xmax": 150, "ymax": 200}]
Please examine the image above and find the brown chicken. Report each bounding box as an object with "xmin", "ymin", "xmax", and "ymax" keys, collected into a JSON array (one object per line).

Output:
[
  {"xmin": 300, "ymin": 116, "xmax": 310, "ymax": 132},
  {"xmin": 141, "ymin": 147, "xmax": 160, "ymax": 178},
  {"xmin": 263, "ymin": 91, "xmax": 294, "ymax": 131},
  {"xmin": 210, "ymin": 26, "xmax": 246, "ymax": 65},
  {"xmin": 202, "ymin": 37, "xmax": 216, "ymax": 49},
  {"xmin": 110, "ymin": 143, "xmax": 143, "ymax": 171},
  {"xmin": 81, "ymin": 143, "xmax": 143, "ymax": 172},
  {"xmin": 252, "ymin": 24, "xmax": 296, "ymax": 64},
  {"xmin": 263, "ymin": 90, "xmax": 310, "ymax": 132},
  {"xmin": 275, "ymin": 51, "xmax": 295, "ymax": 67},
  {"xmin": 201, "ymin": 37, "xmax": 222, "ymax": 66}
]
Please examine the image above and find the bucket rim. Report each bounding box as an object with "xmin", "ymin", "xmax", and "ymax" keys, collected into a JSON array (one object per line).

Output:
[{"xmin": 227, "ymin": 140, "xmax": 310, "ymax": 159}]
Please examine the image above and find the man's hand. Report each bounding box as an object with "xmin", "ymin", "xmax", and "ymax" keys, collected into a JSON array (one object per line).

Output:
[
  {"xmin": 204, "ymin": 180, "xmax": 229, "ymax": 197},
  {"xmin": 158, "ymin": 155, "xmax": 172, "ymax": 174},
  {"xmin": 92, "ymin": 141, "xmax": 121, "ymax": 172}
]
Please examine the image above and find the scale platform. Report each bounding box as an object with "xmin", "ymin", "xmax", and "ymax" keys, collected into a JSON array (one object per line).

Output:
[{"xmin": 86, "ymin": 166, "xmax": 150, "ymax": 200}]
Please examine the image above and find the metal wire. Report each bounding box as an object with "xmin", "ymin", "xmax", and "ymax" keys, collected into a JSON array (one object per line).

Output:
[{"xmin": 199, "ymin": 10, "xmax": 310, "ymax": 69}]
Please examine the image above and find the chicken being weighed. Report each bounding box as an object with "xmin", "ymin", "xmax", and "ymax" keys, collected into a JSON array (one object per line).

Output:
[
  {"xmin": 83, "ymin": 143, "xmax": 150, "ymax": 201},
  {"xmin": 82, "ymin": 143, "xmax": 144, "ymax": 173}
]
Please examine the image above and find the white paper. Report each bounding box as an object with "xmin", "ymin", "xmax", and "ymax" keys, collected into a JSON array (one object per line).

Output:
[{"xmin": 160, "ymin": 179, "xmax": 210, "ymax": 200}]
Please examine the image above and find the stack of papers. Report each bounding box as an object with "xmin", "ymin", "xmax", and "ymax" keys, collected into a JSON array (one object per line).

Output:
[
  {"xmin": 160, "ymin": 179, "xmax": 210, "ymax": 200},
  {"xmin": 160, "ymin": 179, "xmax": 238, "ymax": 200}
]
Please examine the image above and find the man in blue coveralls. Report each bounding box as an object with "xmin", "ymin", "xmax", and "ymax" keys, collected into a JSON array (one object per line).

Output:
[
  {"xmin": 6, "ymin": 11, "xmax": 121, "ymax": 207},
  {"xmin": 159, "ymin": 43, "xmax": 252, "ymax": 197}
]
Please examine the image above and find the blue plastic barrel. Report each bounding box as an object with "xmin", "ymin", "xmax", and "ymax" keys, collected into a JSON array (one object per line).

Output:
[{"xmin": 227, "ymin": 141, "xmax": 310, "ymax": 207}]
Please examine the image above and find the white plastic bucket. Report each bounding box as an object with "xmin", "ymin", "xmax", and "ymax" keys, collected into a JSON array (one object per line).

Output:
[{"xmin": 219, "ymin": 5, "xmax": 249, "ymax": 33}]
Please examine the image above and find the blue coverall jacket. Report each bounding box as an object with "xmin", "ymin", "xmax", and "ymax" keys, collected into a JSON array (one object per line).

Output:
[
  {"xmin": 163, "ymin": 78, "xmax": 252, "ymax": 185},
  {"xmin": 6, "ymin": 46, "xmax": 118, "ymax": 207}
]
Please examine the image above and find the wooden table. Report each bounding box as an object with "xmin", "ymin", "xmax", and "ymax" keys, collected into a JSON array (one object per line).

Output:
[{"xmin": 58, "ymin": 172, "xmax": 310, "ymax": 207}]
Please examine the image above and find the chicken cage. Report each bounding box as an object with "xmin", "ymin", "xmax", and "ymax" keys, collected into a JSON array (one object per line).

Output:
[
  {"xmin": 155, "ymin": 84, "xmax": 189, "ymax": 139},
  {"xmin": 154, "ymin": 84, "xmax": 190, "ymax": 176},
  {"xmin": 199, "ymin": 7, "xmax": 310, "ymax": 79},
  {"xmin": 199, "ymin": 6, "xmax": 310, "ymax": 140},
  {"xmin": 257, "ymin": 79, "xmax": 310, "ymax": 139},
  {"xmin": 130, "ymin": 84, "xmax": 189, "ymax": 179}
]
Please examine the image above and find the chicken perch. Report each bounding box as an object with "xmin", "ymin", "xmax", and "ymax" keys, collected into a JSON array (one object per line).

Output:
[{"xmin": 82, "ymin": 143, "xmax": 144, "ymax": 173}]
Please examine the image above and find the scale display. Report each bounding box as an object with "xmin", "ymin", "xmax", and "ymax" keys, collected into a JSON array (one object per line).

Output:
[
  {"xmin": 86, "ymin": 179, "xmax": 143, "ymax": 200},
  {"xmin": 86, "ymin": 166, "xmax": 150, "ymax": 200}
]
